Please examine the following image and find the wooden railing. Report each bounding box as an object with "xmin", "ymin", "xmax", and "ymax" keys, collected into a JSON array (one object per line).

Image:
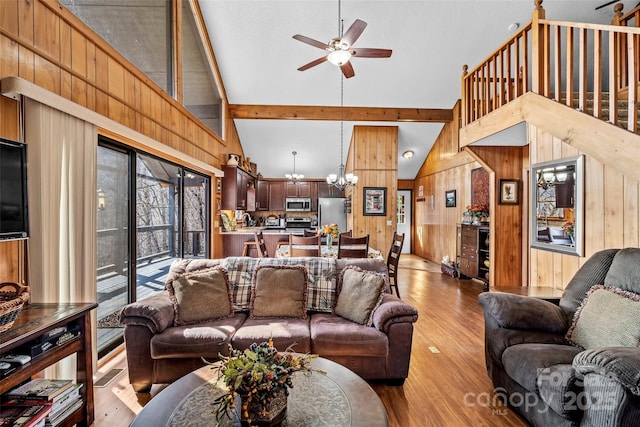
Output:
[{"xmin": 462, "ymin": 1, "xmax": 640, "ymax": 133}]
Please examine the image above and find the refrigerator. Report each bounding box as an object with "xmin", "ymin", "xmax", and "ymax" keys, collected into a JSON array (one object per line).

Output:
[{"xmin": 318, "ymin": 198, "xmax": 347, "ymax": 232}]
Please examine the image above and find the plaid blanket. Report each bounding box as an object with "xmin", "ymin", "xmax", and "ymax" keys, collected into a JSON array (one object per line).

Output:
[{"xmin": 221, "ymin": 257, "xmax": 337, "ymax": 313}]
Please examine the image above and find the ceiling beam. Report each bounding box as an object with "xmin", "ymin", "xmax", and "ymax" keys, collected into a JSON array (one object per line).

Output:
[{"xmin": 228, "ymin": 104, "xmax": 453, "ymax": 123}]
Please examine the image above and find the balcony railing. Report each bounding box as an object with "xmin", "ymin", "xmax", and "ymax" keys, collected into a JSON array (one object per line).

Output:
[{"xmin": 462, "ymin": 0, "xmax": 640, "ymax": 133}]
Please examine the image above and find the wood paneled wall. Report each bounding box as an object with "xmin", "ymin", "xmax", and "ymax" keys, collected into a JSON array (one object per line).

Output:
[
  {"xmin": 413, "ymin": 102, "xmax": 480, "ymax": 265},
  {"xmin": 0, "ymin": 0, "xmax": 244, "ymax": 266},
  {"xmin": 528, "ymin": 123, "xmax": 640, "ymax": 289},
  {"xmin": 346, "ymin": 126, "xmax": 398, "ymax": 255}
]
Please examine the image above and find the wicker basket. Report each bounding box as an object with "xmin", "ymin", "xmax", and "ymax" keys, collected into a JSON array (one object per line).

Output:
[{"xmin": 0, "ymin": 282, "xmax": 29, "ymax": 333}]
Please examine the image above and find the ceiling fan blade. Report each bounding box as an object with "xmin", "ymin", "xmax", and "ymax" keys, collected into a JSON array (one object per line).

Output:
[
  {"xmin": 342, "ymin": 19, "xmax": 367, "ymax": 46},
  {"xmin": 595, "ymin": 0, "xmax": 618, "ymax": 10},
  {"xmin": 293, "ymin": 34, "xmax": 329, "ymax": 50},
  {"xmin": 297, "ymin": 56, "xmax": 328, "ymax": 71},
  {"xmin": 340, "ymin": 62, "xmax": 355, "ymax": 79},
  {"xmin": 351, "ymin": 48, "xmax": 393, "ymax": 58}
]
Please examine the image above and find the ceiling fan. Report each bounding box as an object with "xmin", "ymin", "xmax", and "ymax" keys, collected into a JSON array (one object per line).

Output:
[{"xmin": 293, "ymin": 18, "xmax": 392, "ymax": 79}]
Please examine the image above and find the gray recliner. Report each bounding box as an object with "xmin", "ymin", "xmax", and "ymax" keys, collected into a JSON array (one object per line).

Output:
[{"xmin": 479, "ymin": 248, "xmax": 640, "ymax": 426}]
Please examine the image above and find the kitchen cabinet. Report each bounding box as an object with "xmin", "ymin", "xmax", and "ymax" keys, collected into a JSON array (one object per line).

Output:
[
  {"xmin": 269, "ymin": 181, "xmax": 285, "ymax": 211},
  {"xmin": 554, "ymin": 174, "xmax": 575, "ymax": 208},
  {"xmin": 285, "ymin": 181, "xmax": 311, "ymax": 198},
  {"xmin": 255, "ymin": 180, "xmax": 269, "ymax": 211},
  {"xmin": 221, "ymin": 165, "xmax": 255, "ymax": 210},
  {"xmin": 317, "ymin": 183, "xmax": 344, "ymax": 199},
  {"xmin": 458, "ymin": 224, "xmax": 489, "ymax": 290}
]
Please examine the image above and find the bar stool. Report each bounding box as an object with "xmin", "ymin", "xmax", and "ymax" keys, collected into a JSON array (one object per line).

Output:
[{"xmin": 241, "ymin": 240, "xmax": 258, "ymax": 257}]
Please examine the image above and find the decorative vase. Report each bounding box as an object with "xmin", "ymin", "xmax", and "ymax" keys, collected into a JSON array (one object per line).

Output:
[
  {"xmin": 472, "ymin": 216, "xmax": 480, "ymax": 226},
  {"xmin": 227, "ymin": 153, "xmax": 240, "ymax": 166},
  {"xmin": 241, "ymin": 390, "xmax": 287, "ymax": 427},
  {"xmin": 326, "ymin": 235, "xmax": 333, "ymax": 249}
]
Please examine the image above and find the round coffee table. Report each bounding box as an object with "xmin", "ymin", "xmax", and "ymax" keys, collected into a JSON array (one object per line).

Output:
[{"xmin": 130, "ymin": 357, "xmax": 388, "ymax": 427}]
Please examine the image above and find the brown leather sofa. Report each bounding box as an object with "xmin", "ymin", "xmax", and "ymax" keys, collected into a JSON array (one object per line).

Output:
[{"xmin": 120, "ymin": 257, "xmax": 419, "ymax": 392}]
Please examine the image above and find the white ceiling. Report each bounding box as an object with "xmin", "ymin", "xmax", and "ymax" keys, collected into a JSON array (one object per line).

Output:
[{"xmin": 199, "ymin": 0, "xmax": 634, "ymax": 180}]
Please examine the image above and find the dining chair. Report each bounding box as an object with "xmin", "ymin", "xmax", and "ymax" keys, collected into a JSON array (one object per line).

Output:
[
  {"xmin": 303, "ymin": 229, "xmax": 317, "ymax": 237},
  {"xmin": 290, "ymin": 234, "xmax": 321, "ymax": 257},
  {"xmin": 254, "ymin": 231, "xmax": 269, "ymax": 258},
  {"xmin": 386, "ymin": 232, "xmax": 405, "ymax": 298},
  {"xmin": 337, "ymin": 234, "xmax": 369, "ymax": 259}
]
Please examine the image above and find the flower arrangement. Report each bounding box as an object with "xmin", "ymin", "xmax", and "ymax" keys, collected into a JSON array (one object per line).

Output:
[
  {"xmin": 320, "ymin": 223, "xmax": 341, "ymax": 239},
  {"xmin": 205, "ymin": 339, "xmax": 320, "ymax": 426},
  {"xmin": 466, "ymin": 203, "xmax": 488, "ymax": 218},
  {"xmin": 562, "ymin": 221, "xmax": 574, "ymax": 238}
]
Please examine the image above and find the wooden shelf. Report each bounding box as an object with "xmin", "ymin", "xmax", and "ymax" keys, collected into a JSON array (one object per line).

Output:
[{"xmin": 0, "ymin": 303, "xmax": 97, "ymax": 427}]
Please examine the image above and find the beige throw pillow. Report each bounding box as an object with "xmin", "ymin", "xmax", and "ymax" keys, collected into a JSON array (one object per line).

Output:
[
  {"xmin": 566, "ymin": 284, "xmax": 640, "ymax": 349},
  {"xmin": 250, "ymin": 265, "xmax": 308, "ymax": 319},
  {"xmin": 167, "ymin": 266, "xmax": 233, "ymax": 326},
  {"xmin": 335, "ymin": 266, "xmax": 387, "ymax": 326}
]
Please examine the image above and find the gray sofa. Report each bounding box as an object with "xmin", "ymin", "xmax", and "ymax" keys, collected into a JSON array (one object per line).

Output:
[
  {"xmin": 120, "ymin": 256, "xmax": 419, "ymax": 392},
  {"xmin": 479, "ymin": 248, "xmax": 640, "ymax": 426}
]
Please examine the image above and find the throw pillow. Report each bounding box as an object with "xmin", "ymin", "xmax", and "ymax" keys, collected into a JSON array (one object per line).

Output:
[
  {"xmin": 334, "ymin": 266, "xmax": 387, "ymax": 326},
  {"xmin": 167, "ymin": 266, "xmax": 233, "ymax": 326},
  {"xmin": 566, "ymin": 284, "xmax": 640, "ymax": 349},
  {"xmin": 250, "ymin": 265, "xmax": 308, "ymax": 319}
]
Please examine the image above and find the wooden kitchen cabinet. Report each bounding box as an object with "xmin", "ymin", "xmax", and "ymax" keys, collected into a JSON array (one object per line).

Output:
[
  {"xmin": 285, "ymin": 181, "xmax": 311, "ymax": 198},
  {"xmin": 458, "ymin": 224, "xmax": 489, "ymax": 290},
  {"xmin": 221, "ymin": 165, "xmax": 255, "ymax": 210},
  {"xmin": 255, "ymin": 180, "xmax": 269, "ymax": 211},
  {"xmin": 317, "ymin": 183, "xmax": 344, "ymax": 199},
  {"xmin": 269, "ymin": 181, "xmax": 285, "ymax": 211}
]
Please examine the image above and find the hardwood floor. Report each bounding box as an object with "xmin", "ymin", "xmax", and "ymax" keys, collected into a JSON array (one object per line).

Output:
[{"xmin": 92, "ymin": 255, "xmax": 528, "ymax": 426}]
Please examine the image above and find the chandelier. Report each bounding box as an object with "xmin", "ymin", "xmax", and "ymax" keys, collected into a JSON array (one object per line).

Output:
[
  {"xmin": 285, "ymin": 151, "xmax": 304, "ymax": 183},
  {"xmin": 326, "ymin": 72, "xmax": 358, "ymax": 190}
]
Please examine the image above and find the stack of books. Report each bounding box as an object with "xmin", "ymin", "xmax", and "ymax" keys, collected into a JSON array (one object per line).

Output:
[{"xmin": 1, "ymin": 379, "xmax": 83, "ymax": 427}]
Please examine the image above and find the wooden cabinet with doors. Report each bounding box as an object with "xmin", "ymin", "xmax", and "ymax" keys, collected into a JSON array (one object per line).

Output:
[
  {"xmin": 221, "ymin": 165, "xmax": 255, "ymax": 210},
  {"xmin": 285, "ymin": 181, "xmax": 311, "ymax": 198},
  {"xmin": 269, "ymin": 181, "xmax": 286, "ymax": 211},
  {"xmin": 255, "ymin": 180, "xmax": 269, "ymax": 211},
  {"xmin": 317, "ymin": 183, "xmax": 344, "ymax": 199},
  {"xmin": 458, "ymin": 224, "xmax": 489, "ymax": 290}
]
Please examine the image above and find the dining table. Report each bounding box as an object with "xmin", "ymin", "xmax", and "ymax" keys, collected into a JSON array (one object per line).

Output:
[{"xmin": 275, "ymin": 244, "xmax": 383, "ymax": 260}]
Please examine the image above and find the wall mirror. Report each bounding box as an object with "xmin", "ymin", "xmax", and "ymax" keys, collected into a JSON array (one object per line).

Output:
[{"xmin": 530, "ymin": 155, "xmax": 584, "ymax": 256}]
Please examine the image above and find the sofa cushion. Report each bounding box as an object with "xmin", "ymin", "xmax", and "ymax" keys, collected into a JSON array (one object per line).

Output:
[
  {"xmin": 335, "ymin": 266, "xmax": 387, "ymax": 326},
  {"xmin": 250, "ymin": 265, "xmax": 307, "ymax": 319},
  {"xmin": 150, "ymin": 313, "xmax": 247, "ymax": 359},
  {"xmin": 603, "ymin": 247, "xmax": 640, "ymax": 294},
  {"xmin": 231, "ymin": 318, "xmax": 311, "ymax": 353},
  {"xmin": 502, "ymin": 343, "xmax": 583, "ymax": 393},
  {"xmin": 536, "ymin": 364, "xmax": 583, "ymax": 421},
  {"xmin": 566, "ymin": 284, "xmax": 640, "ymax": 349},
  {"xmin": 310, "ymin": 313, "xmax": 388, "ymax": 356},
  {"xmin": 221, "ymin": 257, "xmax": 336, "ymax": 313},
  {"xmin": 167, "ymin": 266, "xmax": 233, "ymax": 326}
]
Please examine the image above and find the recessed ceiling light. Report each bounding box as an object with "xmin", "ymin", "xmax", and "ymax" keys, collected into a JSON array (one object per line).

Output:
[
  {"xmin": 403, "ymin": 150, "xmax": 414, "ymax": 159},
  {"xmin": 508, "ymin": 22, "xmax": 520, "ymax": 32}
]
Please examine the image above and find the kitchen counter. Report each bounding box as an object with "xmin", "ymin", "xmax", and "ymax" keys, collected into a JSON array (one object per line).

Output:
[{"xmin": 221, "ymin": 227, "xmax": 316, "ymax": 257}]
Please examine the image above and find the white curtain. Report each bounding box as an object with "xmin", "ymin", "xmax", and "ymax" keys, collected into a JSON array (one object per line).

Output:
[{"xmin": 23, "ymin": 98, "xmax": 98, "ymax": 378}]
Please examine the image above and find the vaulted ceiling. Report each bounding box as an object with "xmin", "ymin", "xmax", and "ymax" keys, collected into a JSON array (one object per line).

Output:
[{"xmin": 199, "ymin": 0, "xmax": 635, "ymax": 180}]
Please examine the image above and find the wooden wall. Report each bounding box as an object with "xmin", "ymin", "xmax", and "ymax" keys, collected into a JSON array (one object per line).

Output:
[
  {"xmin": 528, "ymin": 123, "xmax": 640, "ymax": 289},
  {"xmin": 412, "ymin": 102, "xmax": 480, "ymax": 265},
  {"xmin": 0, "ymin": 0, "xmax": 243, "ymax": 269},
  {"xmin": 346, "ymin": 125, "xmax": 398, "ymax": 255}
]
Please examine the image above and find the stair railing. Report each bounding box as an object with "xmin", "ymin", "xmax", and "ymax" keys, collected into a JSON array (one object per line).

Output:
[{"xmin": 462, "ymin": 0, "xmax": 640, "ymax": 133}]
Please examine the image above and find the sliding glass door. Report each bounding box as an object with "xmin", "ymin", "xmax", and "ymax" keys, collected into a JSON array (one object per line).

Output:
[{"xmin": 97, "ymin": 141, "xmax": 210, "ymax": 356}]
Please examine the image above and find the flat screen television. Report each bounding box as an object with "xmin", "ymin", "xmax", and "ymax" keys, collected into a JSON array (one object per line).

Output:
[{"xmin": 0, "ymin": 138, "xmax": 28, "ymax": 241}]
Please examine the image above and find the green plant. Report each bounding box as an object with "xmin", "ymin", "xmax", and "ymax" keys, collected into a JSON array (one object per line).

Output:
[{"xmin": 205, "ymin": 339, "xmax": 321, "ymax": 426}]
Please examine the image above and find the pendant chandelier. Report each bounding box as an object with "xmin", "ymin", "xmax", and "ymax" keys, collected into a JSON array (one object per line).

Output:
[
  {"xmin": 326, "ymin": 70, "xmax": 358, "ymax": 190},
  {"xmin": 285, "ymin": 151, "xmax": 304, "ymax": 183}
]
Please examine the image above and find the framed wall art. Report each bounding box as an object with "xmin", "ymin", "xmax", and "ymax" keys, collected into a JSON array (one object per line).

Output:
[
  {"xmin": 445, "ymin": 189, "xmax": 456, "ymax": 207},
  {"xmin": 499, "ymin": 179, "xmax": 519, "ymax": 205},
  {"xmin": 363, "ymin": 187, "xmax": 386, "ymax": 216}
]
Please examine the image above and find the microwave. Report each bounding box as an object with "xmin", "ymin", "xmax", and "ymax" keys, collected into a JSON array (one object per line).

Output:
[{"xmin": 286, "ymin": 198, "xmax": 311, "ymax": 212}]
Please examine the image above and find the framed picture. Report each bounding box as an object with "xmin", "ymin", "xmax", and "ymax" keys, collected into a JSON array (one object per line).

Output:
[
  {"xmin": 445, "ymin": 189, "xmax": 456, "ymax": 207},
  {"xmin": 499, "ymin": 179, "xmax": 519, "ymax": 205},
  {"xmin": 363, "ymin": 187, "xmax": 387, "ymax": 216}
]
